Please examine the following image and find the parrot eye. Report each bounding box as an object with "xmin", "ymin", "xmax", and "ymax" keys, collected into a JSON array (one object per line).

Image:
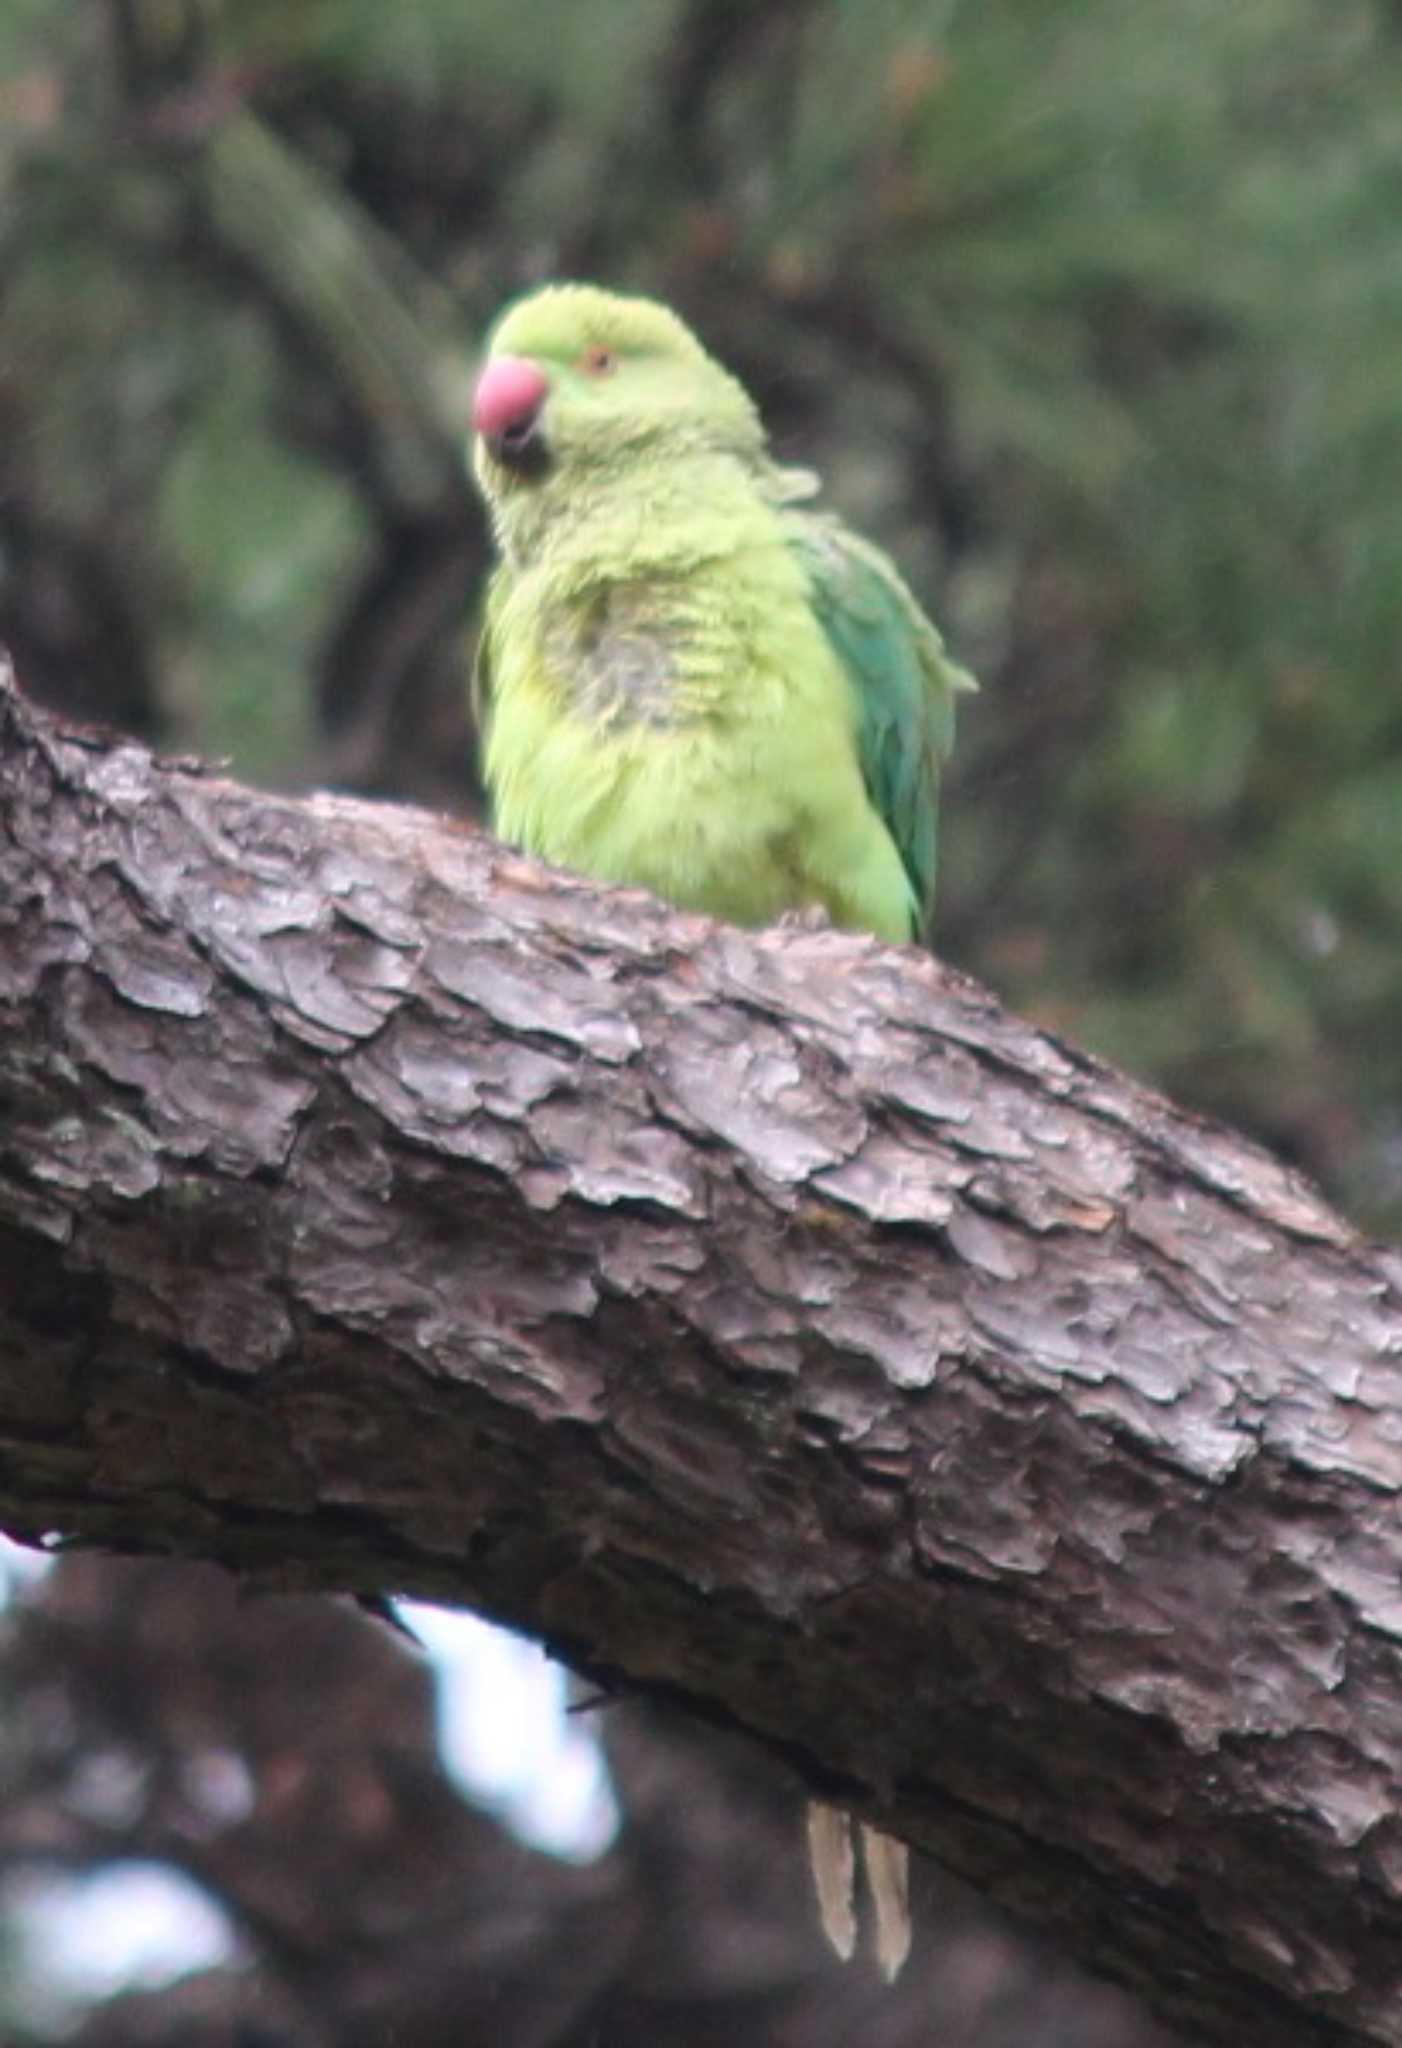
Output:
[{"xmin": 581, "ymin": 345, "xmax": 618, "ymax": 377}]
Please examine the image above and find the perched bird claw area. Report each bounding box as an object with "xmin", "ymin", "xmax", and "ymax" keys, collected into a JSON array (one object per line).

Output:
[{"xmin": 3, "ymin": 5, "xmax": 1402, "ymax": 2046}]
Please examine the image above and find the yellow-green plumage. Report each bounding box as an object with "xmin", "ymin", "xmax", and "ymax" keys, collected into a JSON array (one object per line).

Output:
[{"xmin": 471, "ymin": 283, "xmax": 973, "ymax": 945}]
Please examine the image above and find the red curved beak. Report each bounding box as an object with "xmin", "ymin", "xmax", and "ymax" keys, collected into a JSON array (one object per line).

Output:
[{"xmin": 473, "ymin": 355, "xmax": 549, "ymax": 444}]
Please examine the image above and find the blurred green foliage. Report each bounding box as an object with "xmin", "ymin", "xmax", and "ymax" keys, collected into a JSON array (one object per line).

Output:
[{"xmin": 3, "ymin": 0, "xmax": 1401, "ymax": 1229}]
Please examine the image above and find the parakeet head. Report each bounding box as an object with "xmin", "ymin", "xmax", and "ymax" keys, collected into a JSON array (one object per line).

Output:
[{"xmin": 471, "ymin": 284, "xmax": 764, "ymax": 520}]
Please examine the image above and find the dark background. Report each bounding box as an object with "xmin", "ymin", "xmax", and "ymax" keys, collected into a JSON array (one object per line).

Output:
[{"xmin": 2, "ymin": 1, "xmax": 1398, "ymax": 2038}]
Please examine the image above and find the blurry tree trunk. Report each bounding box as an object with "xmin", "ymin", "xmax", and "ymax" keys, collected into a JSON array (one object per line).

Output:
[
  {"xmin": 2, "ymin": 663, "xmax": 1400, "ymax": 2048},
  {"xmin": 4, "ymin": 1554, "xmax": 1160, "ymax": 2048}
]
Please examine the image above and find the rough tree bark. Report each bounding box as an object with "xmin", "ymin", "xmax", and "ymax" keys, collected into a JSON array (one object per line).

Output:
[{"xmin": 2, "ymin": 660, "xmax": 1400, "ymax": 2048}]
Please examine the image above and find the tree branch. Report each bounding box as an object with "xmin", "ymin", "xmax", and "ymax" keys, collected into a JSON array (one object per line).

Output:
[{"xmin": 1, "ymin": 659, "xmax": 1399, "ymax": 2046}]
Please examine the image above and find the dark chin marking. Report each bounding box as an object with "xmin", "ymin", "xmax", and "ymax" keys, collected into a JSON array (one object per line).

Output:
[{"xmin": 488, "ymin": 424, "xmax": 552, "ymax": 479}]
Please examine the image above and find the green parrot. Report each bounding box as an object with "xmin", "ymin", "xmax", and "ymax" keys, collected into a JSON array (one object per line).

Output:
[
  {"xmin": 470, "ymin": 282, "xmax": 976, "ymax": 1979},
  {"xmin": 470, "ymin": 282, "xmax": 974, "ymax": 948}
]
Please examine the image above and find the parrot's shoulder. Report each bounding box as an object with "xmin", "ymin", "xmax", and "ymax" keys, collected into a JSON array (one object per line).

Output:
[{"xmin": 780, "ymin": 501, "xmax": 976, "ymax": 933}]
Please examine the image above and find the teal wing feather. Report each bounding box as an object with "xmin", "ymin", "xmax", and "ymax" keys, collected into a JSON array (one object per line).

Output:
[{"xmin": 783, "ymin": 506, "xmax": 975, "ymax": 938}]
